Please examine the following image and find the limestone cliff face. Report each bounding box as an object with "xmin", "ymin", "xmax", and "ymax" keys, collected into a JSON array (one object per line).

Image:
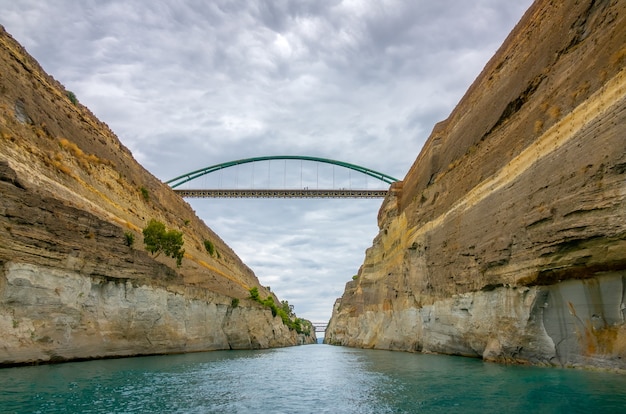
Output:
[
  {"xmin": 0, "ymin": 27, "xmax": 314, "ymax": 366},
  {"xmin": 326, "ymin": 0, "xmax": 626, "ymax": 370},
  {"xmin": 2, "ymin": 262, "xmax": 308, "ymax": 364}
]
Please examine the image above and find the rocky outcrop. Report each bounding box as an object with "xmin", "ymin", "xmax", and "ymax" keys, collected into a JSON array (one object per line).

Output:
[
  {"xmin": 0, "ymin": 27, "xmax": 314, "ymax": 366},
  {"xmin": 1, "ymin": 262, "xmax": 308, "ymax": 365},
  {"xmin": 326, "ymin": 0, "xmax": 626, "ymax": 370}
]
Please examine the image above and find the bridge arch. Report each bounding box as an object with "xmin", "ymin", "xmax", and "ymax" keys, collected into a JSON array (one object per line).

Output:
[{"xmin": 165, "ymin": 155, "xmax": 399, "ymax": 188}]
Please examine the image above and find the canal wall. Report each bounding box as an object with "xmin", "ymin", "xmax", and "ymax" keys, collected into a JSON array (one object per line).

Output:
[
  {"xmin": 1, "ymin": 262, "xmax": 308, "ymax": 365},
  {"xmin": 326, "ymin": 0, "xmax": 626, "ymax": 370},
  {"xmin": 0, "ymin": 26, "xmax": 314, "ymax": 366}
]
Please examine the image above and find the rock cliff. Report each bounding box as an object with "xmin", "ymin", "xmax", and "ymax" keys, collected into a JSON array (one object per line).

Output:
[
  {"xmin": 0, "ymin": 27, "xmax": 314, "ymax": 366},
  {"xmin": 326, "ymin": 0, "xmax": 626, "ymax": 371}
]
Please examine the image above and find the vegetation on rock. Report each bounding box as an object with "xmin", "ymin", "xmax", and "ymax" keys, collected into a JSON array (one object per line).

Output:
[
  {"xmin": 0, "ymin": 26, "xmax": 316, "ymax": 365},
  {"xmin": 204, "ymin": 239, "xmax": 216, "ymax": 256},
  {"xmin": 248, "ymin": 287, "xmax": 311, "ymax": 335},
  {"xmin": 124, "ymin": 231, "xmax": 135, "ymax": 247},
  {"xmin": 142, "ymin": 219, "xmax": 184, "ymax": 266},
  {"xmin": 140, "ymin": 186, "xmax": 150, "ymax": 201},
  {"xmin": 66, "ymin": 90, "xmax": 78, "ymax": 105}
]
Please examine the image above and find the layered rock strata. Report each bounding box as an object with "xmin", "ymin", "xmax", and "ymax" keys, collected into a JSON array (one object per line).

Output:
[
  {"xmin": 326, "ymin": 0, "xmax": 626, "ymax": 370},
  {"xmin": 0, "ymin": 27, "xmax": 313, "ymax": 366}
]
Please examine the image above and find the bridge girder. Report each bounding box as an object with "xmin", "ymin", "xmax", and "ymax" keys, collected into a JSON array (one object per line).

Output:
[{"xmin": 173, "ymin": 188, "xmax": 389, "ymax": 198}]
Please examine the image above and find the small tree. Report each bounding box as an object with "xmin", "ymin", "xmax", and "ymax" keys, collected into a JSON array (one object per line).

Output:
[
  {"xmin": 142, "ymin": 219, "xmax": 185, "ymax": 266},
  {"xmin": 281, "ymin": 300, "xmax": 294, "ymax": 317},
  {"xmin": 143, "ymin": 219, "xmax": 166, "ymax": 255}
]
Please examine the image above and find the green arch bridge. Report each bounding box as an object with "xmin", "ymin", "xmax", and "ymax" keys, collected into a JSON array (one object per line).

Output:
[{"xmin": 166, "ymin": 155, "xmax": 399, "ymax": 199}]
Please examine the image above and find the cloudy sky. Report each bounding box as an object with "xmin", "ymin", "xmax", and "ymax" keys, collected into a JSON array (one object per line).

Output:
[{"xmin": 1, "ymin": 0, "xmax": 533, "ymax": 325}]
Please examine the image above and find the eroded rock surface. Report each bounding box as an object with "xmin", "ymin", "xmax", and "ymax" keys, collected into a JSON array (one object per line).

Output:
[
  {"xmin": 326, "ymin": 0, "xmax": 626, "ymax": 370},
  {"xmin": 0, "ymin": 26, "xmax": 314, "ymax": 366}
]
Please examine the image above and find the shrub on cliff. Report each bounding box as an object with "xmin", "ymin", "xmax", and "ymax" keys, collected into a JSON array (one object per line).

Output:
[
  {"xmin": 204, "ymin": 239, "xmax": 216, "ymax": 256},
  {"xmin": 262, "ymin": 296, "xmax": 279, "ymax": 317},
  {"xmin": 66, "ymin": 90, "xmax": 78, "ymax": 105},
  {"xmin": 124, "ymin": 231, "xmax": 135, "ymax": 247},
  {"xmin": 142, "ymin": 219, "xmax": 185, "ymax": 267},
  {"xmin": 281, "ymin": 300, "xmax": 294, "ymax": 317},
  {"xmin": 247, "ymin": 288, "xmax": 310, "ymax": 336},
  {"xmin": 140, "ymin": 186, "xmax": 150, "ymax": 201},
  {"xmin": 249, "ymin": 287, "xmax": 261, "ymax": 302}
]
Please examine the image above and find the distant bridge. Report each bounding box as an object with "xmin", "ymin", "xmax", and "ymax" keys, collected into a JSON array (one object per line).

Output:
[
  {"xmin": 166, "ymin": 156, "xmax": 399, "ymax": 199},
  {"xmin": 312, "ymin": 322, "xmax": 328, "ymax": 333}
]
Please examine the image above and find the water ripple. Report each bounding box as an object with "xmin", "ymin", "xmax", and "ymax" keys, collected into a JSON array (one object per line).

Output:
[{"xmin": 1, "ymin": 345, "xmax": 625, "ymax": 413}]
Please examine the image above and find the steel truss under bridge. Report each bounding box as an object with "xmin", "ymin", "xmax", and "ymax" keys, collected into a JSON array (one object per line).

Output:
[
  {"xmin": 166, "ymin": 156, "xmax": 399, "ymax": 199},
  {"xmin": 174, "ymin": 189, "xmax": 390, "ymax": 199}
]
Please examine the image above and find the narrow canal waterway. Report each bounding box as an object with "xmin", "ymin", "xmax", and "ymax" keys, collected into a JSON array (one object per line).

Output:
[{"xmin": 2, "ymin": 344, "xmax": 625, "ymax": 413}]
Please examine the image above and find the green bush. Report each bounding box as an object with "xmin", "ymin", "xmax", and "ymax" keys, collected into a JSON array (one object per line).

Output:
[
  {"xmin": 66, "ymin": 90, "xmax": 78, "ymax": 105},
  {"xmin": 281, "ymin": 300, "xmax": 294, "ymax": 317},
  {"xmin": 231, "ymin": 298, "xmax": 239, "ymax": 308},
  {"xmin": 142, "ymin": 219, "xmax": 184, "ymax": 266},
  {"xmin": 140, "ymin": 186, "xmax": 150, "ymax": 201},
  {"xmin": 247, "ymin": 289, "xmax": 310, "ymax": 335},
  {"xmin": 124, "ymin": 231, "xmax": 135, "ymax": 247},
  {"xmin": 262, "ymin": 296, "xmax": 278, "ymax": 317},
  {"xmin": 248, "ymin": 287, "xmax": 260, "ymax": 302},
  {"xmin": 204, "ymin": 239, "xmax": 215, "ymax": 256},
  {"xmin": 295, "ymin": 318, "xmax": 311, "ymax": 335}
]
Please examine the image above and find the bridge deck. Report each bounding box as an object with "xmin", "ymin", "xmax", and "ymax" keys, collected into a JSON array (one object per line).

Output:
[
  {"xmin": 312, "ymin": 323, "xmax": 328, "ymax": 332},
  {"xmin": 173, "ymin": 189, "xmax": 389, "ymax": 198}
]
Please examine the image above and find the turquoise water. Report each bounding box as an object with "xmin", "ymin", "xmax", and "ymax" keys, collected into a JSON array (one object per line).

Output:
[{"xmin": 1, "ymin": 344, "xmax": 625, "ymax": 413}]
